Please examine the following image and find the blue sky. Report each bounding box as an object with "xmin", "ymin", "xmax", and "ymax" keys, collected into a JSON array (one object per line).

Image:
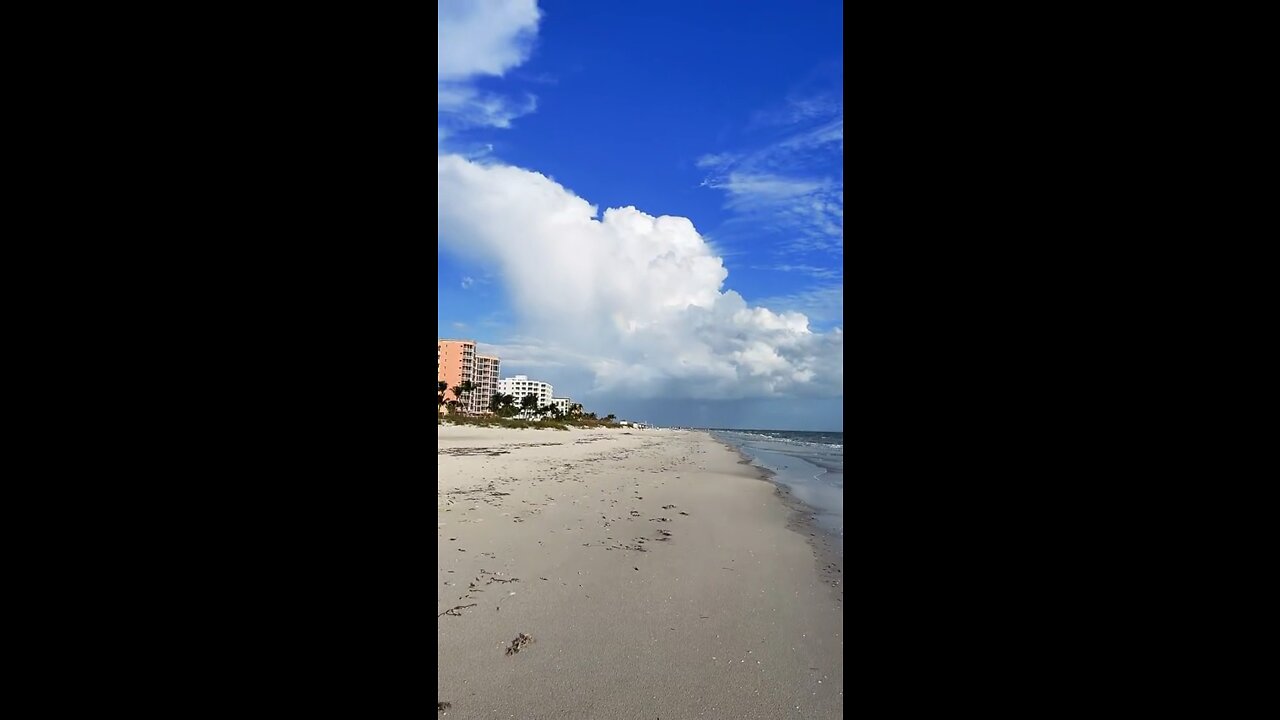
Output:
[{"xmin": 438, "ymin": 0, "xmax": 843, "ymax": 430}]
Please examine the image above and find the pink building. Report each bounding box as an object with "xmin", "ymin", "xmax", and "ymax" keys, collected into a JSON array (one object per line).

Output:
[{"xmin": 438, "ymin": 339, "xmax": 500, "ymax": 414}]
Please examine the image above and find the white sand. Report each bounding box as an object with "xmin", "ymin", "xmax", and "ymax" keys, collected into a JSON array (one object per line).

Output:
[{"xmin": 437, "ymin": 426, "xmax": 843, "ymax": 719}]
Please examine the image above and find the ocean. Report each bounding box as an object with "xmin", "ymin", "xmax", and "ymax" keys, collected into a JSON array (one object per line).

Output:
[{"xmin": 709, "ymin": 429, "xmax": 844, "ymax": 543}]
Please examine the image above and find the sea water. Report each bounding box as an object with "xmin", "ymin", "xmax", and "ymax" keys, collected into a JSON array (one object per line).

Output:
[{"xmin": 710, "ymin": 429, "xmax": 844, "ymax": 544}]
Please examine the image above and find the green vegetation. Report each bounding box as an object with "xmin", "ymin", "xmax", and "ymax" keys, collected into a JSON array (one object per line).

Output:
[
  {"xmin": 458, "ymin": 380, "xmax": 476, "ymax": 408},
  {"xmin": 435, "ymin": 383, "xmax": 620, "ymax": 428},
  {"xmin": 440, "ymin": 414, "xmax": 571, "ymax": 430},
  {"xmin": 489, "ymin": 392, "xmax": 518, "ymax": 417},
  {"xmin": 438, "ymin": 414, "xmax": 622, "ymax": 430}
]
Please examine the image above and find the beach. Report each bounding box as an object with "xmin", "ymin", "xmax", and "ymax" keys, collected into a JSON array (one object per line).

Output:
[{"xmin": 437, "ymin": 426, "xmax": 844, "ymax": 719}]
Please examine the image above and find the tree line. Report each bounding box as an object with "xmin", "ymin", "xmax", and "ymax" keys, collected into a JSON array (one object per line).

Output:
[{"xmin": 437, "ymin": 380, "xmax": 614, "ymax": 423}]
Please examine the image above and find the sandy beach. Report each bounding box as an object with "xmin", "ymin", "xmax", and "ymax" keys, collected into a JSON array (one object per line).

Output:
[{"xmin": 437, "ymin": 426, "xmax": 844, "ymax": 719}]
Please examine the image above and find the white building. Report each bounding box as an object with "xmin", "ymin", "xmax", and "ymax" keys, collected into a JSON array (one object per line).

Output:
[
  {"xmin": 551, "ymin": 397, "xmax": 572, "ymax": 415},
  {"xmin": 472, "ymin": 354, "xmax": 501, "ymax": 414},
  {"xmin": 498, "ymin": 375, "xmax": 554, "ymax": 418}
]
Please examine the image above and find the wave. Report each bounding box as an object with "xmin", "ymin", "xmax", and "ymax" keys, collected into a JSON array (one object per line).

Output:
[
  {"xmin": 709, "ymin": 430, "xmax": 844, "ymax": 538},
  {"xmin": 714, "ymin": 431, "xmax": 843, "ymax": 452}
]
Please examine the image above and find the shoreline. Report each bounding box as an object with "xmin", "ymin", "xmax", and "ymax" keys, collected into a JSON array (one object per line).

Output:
[
  {"xmin": 437, "ymin": 426, "xmax": 844, "ymax": 718},
  {"xmin": 715, "ymin": 437, "xmax": 845, "ymax": 606}
]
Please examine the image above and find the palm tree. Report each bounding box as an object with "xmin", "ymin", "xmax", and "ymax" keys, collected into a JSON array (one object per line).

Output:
[
  {"xmin": 458, "ymin": 380, "xmax": 476, "ymax": 413},
  {"xmin": 438, "ymin": 381, "xmax": 448, "ymax": 407},
  {"xmin": 520, "ymin": 393, "xmax": 539, "ymax": 418},
  {"xmin": 604, "ymin": 414, "xmax": 617, "ymax": 423},
  {"xmin": 489, "ymin": 392, "xmax": 516, "ymax": 417}
]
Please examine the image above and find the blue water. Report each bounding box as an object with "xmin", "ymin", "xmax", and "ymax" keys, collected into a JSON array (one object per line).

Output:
[{"xmin": 709, "ymin": 429, "xmax": 844, "ymax": 541}]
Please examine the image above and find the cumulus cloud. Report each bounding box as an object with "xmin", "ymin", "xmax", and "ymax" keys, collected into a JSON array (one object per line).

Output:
[
  {"xmin": 436, "ymin": 1, "xmax": 841, "ymax": 402},
  {"xmin": 438, "ymin": 155, "xmax": 843, "ymax": 400},
  {"xmin": 750, "ymin": 285, "xmax": 844, "ymax": 328}
]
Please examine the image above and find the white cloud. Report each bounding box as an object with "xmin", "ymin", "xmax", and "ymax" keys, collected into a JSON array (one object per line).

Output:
[
  {"xmin": 708, "ymin": 170, "xmax": 842, "ymax": 255},
  {"xmin": 439, "ymin": 85, "xmax": 537, "ymax": 130},
  {"xmin": 477, "ymin": 338, "xmax": 593, "ymax": 371},
  {"xmin": 750, "ymin": 285, "xmax": 844, "ymax": 328},
  {"xmin": 713, "ymin": 172, "xmax": 828, "ymax": 203},
  {"xmin": 439, "ymin": 154, "xmax": 842, "ymax": 400},
  {"xmin": 438, "ymin": 0, "xmax": 542, "ymax": 137},
  {"xmin": 696, "ymin": 153, "xmax": 739, "ymax": 169},
  {"xmin": 438, "ymin": 0, "xmax": 541, "ymax": 80},
  {"xmin": 749, "ymin": 94, "xmax": 842, "ymax": 128},
  {"xmin": 778, "ymin": 118, "xmax": 844, "ymax": 156},
  {"xmin": 700, "ymin": 110, "xmax": 843, "ymax": 255},
  {"xmin": 752, "ymin": 264, "xmax": 843, "ymax": 281},
  {"xmin": 435, "ymin": 3, "xmax": 841, "ymax": 402},
  {"xmin": 461, "ymin": 276, "xmax": 475, "ymax": 289}
]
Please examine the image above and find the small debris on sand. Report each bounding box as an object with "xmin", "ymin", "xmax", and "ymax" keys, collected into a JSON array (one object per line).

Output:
[
  {"xmin": 439, "ymin": 604, "xmax": 477, "ymax": 617},
  {"xmin": 505, "ymin": 632, "xmax": 535, "ymax": 656}
]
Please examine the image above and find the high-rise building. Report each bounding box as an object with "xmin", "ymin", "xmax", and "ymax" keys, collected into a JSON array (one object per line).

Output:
[
  {"xmin": 497, "ymin": 375, "xmax": 554, "ymax": 418},
  {"xmin": 472, "ymin": 354, "xmax": 501, "ymax": 414},
  {"xmin": 438, "ymin": 339, "xmax": 501, "ymax": 414}
]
